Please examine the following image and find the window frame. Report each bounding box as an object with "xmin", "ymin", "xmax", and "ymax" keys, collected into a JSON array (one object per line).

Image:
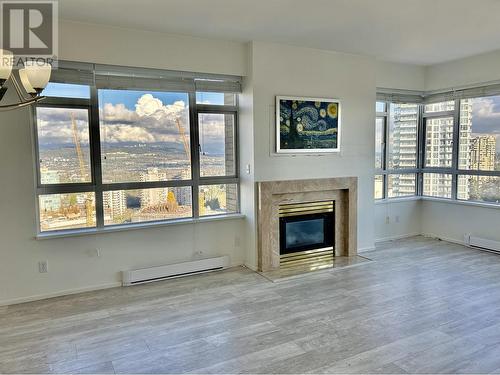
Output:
[{"xmin": 33, "ymin": 80, "xmax": 240, "ymax": 235}]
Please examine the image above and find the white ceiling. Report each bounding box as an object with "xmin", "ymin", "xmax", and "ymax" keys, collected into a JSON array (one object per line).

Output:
[{"xmin": 59, "ymin": 0, "xmax": 500, "ymax": 66}]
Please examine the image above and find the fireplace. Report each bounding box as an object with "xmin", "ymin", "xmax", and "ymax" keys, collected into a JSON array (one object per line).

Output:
[
  {"xmin": 256, "ymin": 177, "xmax": 358, "ymax": 273},
  {"xmin": 279, "ymin": 200, "xmax": 335, "ymax": 267}
]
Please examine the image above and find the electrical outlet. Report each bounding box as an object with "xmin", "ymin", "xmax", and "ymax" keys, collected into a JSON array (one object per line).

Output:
[
  {"xmin": 38, "ymin": 260, "xmax": 48, "ymax": 273},
  {"xmin": 395, "ymin": 215, "xmax": 400, "ymax": 223},
  {"xmin": 194, "ymin": 250, "xmax": 203, "ymax": 257},
  {"xmin": 385, "ymin": 216, "xmax": 390, "ymax": 224}
]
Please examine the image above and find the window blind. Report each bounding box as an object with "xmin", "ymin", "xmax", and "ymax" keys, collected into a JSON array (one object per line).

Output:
[
  {"xmin": 49, "ymin": 61, "xmax": 242, "ymax": 93},
  {"xmin": 376, "ymin": 88, "xmax": 424, "ymax": 104}
]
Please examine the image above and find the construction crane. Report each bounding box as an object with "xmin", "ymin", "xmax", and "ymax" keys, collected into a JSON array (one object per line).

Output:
[
  {"xmin": 70, "ymin": 112, "xmax": 94, "ymax": 226},
  {"xmin": 176, "ymin": 117, "xmax": 190, "ymax": 159}
]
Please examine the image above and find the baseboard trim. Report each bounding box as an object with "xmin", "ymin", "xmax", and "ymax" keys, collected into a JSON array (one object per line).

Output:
[
  {"xmin": 358, "ymin": 246, "xmax": 376, "ymax": 253},
  {"xmin": 0, "ymin": 282, "xmax": 122, "ymax": 307},
  {"xmin": 375, "ymin": 233, "xmax": 421, "ymax": 244},
  {"xmin": 421, "ymin": 233, "xmax": 465, "ymax": 246}
]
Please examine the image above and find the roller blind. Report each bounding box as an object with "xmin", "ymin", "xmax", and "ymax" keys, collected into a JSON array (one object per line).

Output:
[
  {"xmin": 49, "ymin": 61, "xmax": 242, "ymax": 93},
  {"xmin": 94, "ymin": 64, "xmax": 242, "ymax": 93},
  {"xmin": 424, "ymin": 83, "xmax": 500, "ymax": 103},
  {"xmin": 49, "ymin": 61, "xmax": 94, "ymax": 85},
  {"xmin": 376, "ymin": 88, "xmax": 424, "ymax": 104}
]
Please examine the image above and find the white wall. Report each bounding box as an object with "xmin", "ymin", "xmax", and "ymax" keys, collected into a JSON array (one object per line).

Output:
[
  {"xmin": 246, "ymin": 41, "xmax": 377, "ymax": 260},
  {"xmin": 421, "ymin": 200, "xmax": 500, "ymax": 244},
  {"xmin": 0, "ymin": 22, "xmax": 248, "ymax": 305},
  {"xmin": 59, "ymin": 20, "xmax": 247, "ymax": 76},
  {"xmin": 376, "ymin": 60, "xmax": 425, "ymax": 91},
  {"xmin": 425, "ymin": 49, "xmax": 500, "ymax": 91}
]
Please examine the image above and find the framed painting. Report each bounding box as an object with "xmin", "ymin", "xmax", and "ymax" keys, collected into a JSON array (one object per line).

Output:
[{"xmin": 276, "ymin": 96, "xmax": 341, "ymax": 153}]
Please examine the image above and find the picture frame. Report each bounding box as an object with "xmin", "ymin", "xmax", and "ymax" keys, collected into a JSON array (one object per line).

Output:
[{"xmin": 276, "ymin": 96, "xmax": 341, "ymax": 154}]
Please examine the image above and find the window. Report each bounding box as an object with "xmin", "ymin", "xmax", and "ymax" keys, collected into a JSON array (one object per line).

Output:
[
  {"xmin": 34, "ymin": 63, "xmax": 240, "ymax": 234},
  {"xmin": 374, "ymin": 174, "xmax": 384, "ymax": 199},
  {"xmin": 458, "ymin": 175, "xmax": 500, "ymax": 203},
  {"xmin": 423, "ymin": 173, "xmax": 452, "ymax": 198},
  {"xmin": 375, "ymin": 117, "xmax": 384, "ymax": 169},
  {"xmin": 375, "ymin": 91, "xmax": 500, "ymax": 206},
  {"xmin": 387, "ymin": 103, "xmax": 418, "ymax": 169},
  {"xmin": 424, "ymin": 116, "xmax": 454, "ymax": 168},
  {"xmin": 388, "ymin": 174, "xmax": 416, "ymax": 198},
  {"xmin": 374, "ymin": 101, "xmax": 419, "ymax": 199}
]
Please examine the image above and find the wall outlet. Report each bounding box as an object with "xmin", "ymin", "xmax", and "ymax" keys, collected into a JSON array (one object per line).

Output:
[
  {"xmin": 245, "ymin": 164, "xmax": 251, "ymax": 174},
  {"xmin": 395, "ymin": 215, "xmax": 400, "ymax": 223},
  {"xmin": 38, "ymin": 260, "xmax": 48, "ymax": 273},
  {"xmin": 194, "ymin": 250, "xmax": 204, "ymax": 257}
]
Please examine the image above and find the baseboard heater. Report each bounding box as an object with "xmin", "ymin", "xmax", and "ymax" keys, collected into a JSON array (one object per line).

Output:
[
  {"xmin": 465, "ymin": 234, "xmax": 500, "ymax": 255},
  {"xmin": 122, "ymin": 256, "xmax": 230, "ymax": 286}
]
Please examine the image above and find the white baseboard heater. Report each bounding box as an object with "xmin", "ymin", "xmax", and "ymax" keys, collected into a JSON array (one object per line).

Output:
[
  {"xmin": 465, "ymin": 234, "xmax": 500, "ymax": 254},
  {"xmin": 122, "ymin": 256, "xmax": 230, "ymax": 286}
]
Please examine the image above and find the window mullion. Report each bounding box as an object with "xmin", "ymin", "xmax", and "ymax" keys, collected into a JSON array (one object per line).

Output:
[
  {"xmin": 451, "ymin": 99, "xmax": 461, "ymax": 200},
  {"xmin": 89, "ymin": 85, "xmax": 104, "ymax": 228},
  {"xmin": 189, "ymin": 92, "xmax": 200, "ymax": 218}
]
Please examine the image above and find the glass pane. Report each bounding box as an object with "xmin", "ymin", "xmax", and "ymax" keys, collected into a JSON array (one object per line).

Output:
[
  {"xmin": 99, "ymin": 89, "xmax": 191, "ymax": 183},
  {"xmin": 387, "ymin": 174, "xmax": 416, "ymax": 198},
  {"xmin": 36, "ymin": 107, "xmax": 91, "ymax": 184},
  {"xmin": 425, "ymin": 117, "xmax": 454, "ymax": 168},
  {"xmin": 423, "ymin": 173, "xmax": 452, "ymax": 198},
  {"xmin": 103, "ymin": 187, "xmax": 192, "ymax": 225},
  {"xmin": 199, "ymin": 113, "xmax": 235, "ymax": 177},
  {"xmin": 196, "ymin": 92, "xmax": 236, "ymax": 106},
  {"xmin": 424, "ymin": 101, "xmax": 455, "ymax": 113},
  {"xmin": 376, "ymin": 101, "xmax": 386, "ymax": 113},
  {"xmin": 388, "ymin": 103, "xmax": 418, "ymax": 169},
  {"xmin": 42, "ymin": 83, "xmax": 91, "ymax": 99},
  {"xmin": 199, "ymin": 184, "xmax": 238, "ymax": 216},
  {"xmin": 375, "ymin": 117, "xmax": 384, "ymax": 169},
  {"xmin": 459, "ymin": 97, "xmax": 500, "ymax": 171},
  {"xmin": 39, "ymin": 192, "xmax": 95, "ymax": 232},
  {"xmin": 374, "ymin": 175, "xmax": 384, "ymax": 199},
  {"xmin": 458, "ymin": 175, "xmax": 500, "ymax": 203}
]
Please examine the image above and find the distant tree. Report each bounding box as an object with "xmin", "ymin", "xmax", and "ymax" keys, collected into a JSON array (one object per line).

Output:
[{"xmin": 167, "ymin": 191, "xmax": 178, "ymax": 212}]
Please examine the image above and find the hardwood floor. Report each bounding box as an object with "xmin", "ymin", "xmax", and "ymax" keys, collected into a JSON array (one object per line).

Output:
[{"xmin": 2, "ymin": 236, "xmax": 500, "ymax": 374}]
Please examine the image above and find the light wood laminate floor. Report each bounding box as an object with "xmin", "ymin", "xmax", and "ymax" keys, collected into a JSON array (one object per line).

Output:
[{"xmin": 3, "ymin": 236, "xmax": 500, "ymax": 374}]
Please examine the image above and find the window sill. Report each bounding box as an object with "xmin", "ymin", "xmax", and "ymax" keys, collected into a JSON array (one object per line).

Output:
[
  {"xmin": 420, "ymin": 197, "xmax": 500, "ymax": 210},
  {"xmin": 375, "ymin": 196, "xmax": 420, "ymax": 204},
  {"xmin": 35, "ymin": 213, "xmax": 246, "ymax": 240},
  {"xmin": 376, "ymin": 196, "xmax": 500, "ymax": 210}
]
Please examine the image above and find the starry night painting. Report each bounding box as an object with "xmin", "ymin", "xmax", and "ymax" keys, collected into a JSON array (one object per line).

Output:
[{"xmin": 276, "ymin": 96, "xmax": 340, "ymax": 153}]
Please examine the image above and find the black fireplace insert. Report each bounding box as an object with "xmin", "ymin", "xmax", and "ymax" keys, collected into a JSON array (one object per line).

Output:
[{"xmin": 279, "ymin": 211, "xmax": 334, "ymax": 254}]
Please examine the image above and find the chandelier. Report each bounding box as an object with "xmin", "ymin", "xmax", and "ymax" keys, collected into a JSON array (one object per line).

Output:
[{"xmin": 0, "ymin": 49, "xmax": 52, "ymax": 111}]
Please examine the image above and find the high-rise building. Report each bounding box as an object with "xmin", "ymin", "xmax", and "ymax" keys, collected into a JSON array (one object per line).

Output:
[
  {"xmin": 139, "ymin": 168, "xmax": 168, "ymax": 207},
  {"xmin": 103, "ymin": 190, "xmax": 127, "ymax": 221},
  {"xmin": 388, "ymin": 103, "xmax": 418, "ymax": 196},
  {"xmin": 470, "ymin": 135, "xmax": 496, "ymax": 171}
]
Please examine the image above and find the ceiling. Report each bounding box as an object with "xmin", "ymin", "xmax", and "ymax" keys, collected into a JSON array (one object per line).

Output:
[{"xmin": 59, "ymin": 0, "xmax": 500, "ymax": 66}]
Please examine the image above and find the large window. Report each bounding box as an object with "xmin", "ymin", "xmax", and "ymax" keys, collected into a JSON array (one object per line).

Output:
[
  {"xmin": 375, "ymin": 92, "xmax": 500, "ymax": 205},
  {"xmin": 34, "ymin": 64, "xmax": 240, "ymax": 234}
]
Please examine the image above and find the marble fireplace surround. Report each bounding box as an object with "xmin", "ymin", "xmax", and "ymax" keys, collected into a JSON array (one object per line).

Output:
[{"xmin": 257, "ymin": 177, "xmax": 358, "ymax": 272}]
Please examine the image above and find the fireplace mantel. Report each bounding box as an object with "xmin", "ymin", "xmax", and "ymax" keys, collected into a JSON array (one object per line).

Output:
[{"xmin": 256, "ymin": 177, "xmax": 358, "ymax": 272}]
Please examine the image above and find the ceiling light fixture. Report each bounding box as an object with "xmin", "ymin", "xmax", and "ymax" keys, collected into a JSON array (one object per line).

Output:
[{"xmin": 0, "ymin": 49, "xmax": 51, "ymax": 111}]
